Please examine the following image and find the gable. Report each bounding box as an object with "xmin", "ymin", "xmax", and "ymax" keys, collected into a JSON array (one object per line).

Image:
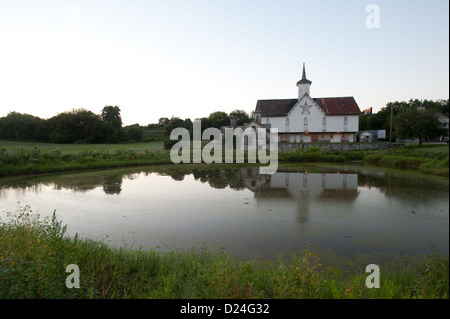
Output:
[{"xmin": 290, "ymin": 95, "xmax": 325, "ymax": 116}]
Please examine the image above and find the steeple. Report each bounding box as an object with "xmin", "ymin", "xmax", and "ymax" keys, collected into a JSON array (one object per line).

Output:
[{"xmin": 297, "ymin": 63, "xmax": 312, "ymax": 99}]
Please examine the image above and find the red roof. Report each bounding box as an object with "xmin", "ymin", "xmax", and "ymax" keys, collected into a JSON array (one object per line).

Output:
[{"xmin": 256, "ymin": 97, "xmax": 361, "ymax": 116}]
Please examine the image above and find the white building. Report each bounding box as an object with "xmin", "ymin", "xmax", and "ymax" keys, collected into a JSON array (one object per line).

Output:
[{"xmin": 254, "ymin": 64, "xmax": 361, "ymax": 143}]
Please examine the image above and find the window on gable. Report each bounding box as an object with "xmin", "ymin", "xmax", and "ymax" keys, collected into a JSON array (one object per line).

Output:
[
  {"xmin": 322, "ymin": 117, "xmax": 326, "ymax": 131},
  {"xmin": 304, "ymin": 117, "xmax": 308, "ymax": 132},
  {"xmin": 285, "ymin": 118, "xmax": 290, "ymax": 132}
]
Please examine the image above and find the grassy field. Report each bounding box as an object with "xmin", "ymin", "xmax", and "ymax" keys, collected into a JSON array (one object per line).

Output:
[
  {"xmin": 0, "ymin": 206, "xmax": 448, "ymax": 299},
  {"xmin": 0, "ymin": 140, "xmax": 164, "ymax": 154}
]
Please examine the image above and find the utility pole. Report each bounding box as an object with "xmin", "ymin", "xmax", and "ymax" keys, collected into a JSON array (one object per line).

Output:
[{"xmin": 389, "ymin": 103, "xmax": 393, "ymax": 144}]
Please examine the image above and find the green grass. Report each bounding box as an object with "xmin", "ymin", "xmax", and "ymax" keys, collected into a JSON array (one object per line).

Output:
[
  {"xmin": 0, "ymin": 206, "xmax": 448, "ymax": 299},
  {"xmin": 0, "ymin": 140, "xmax": 449, "ymax": 177},
  {"xmin": 0, "ymin": 140, "xmax": 164, "ymax": 154},
  {"xmin": 0, "ymin": 141, "xmax": 171, "ymax": 177},
  {"xmin": 414, "ymin": 143, "xmax": 449, "ymax": 154},
  {"xmin": 278, "ymin": 144, "xmax": 449, "ymax": 177}
]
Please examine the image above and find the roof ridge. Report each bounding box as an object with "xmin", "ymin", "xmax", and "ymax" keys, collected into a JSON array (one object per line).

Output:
[
  {"xmin": 257, "ymin": 98, "xmax": 297, "ymax": 101},
  {"xmin": 313, "ymin": 96, "xmax": 355, "ymax": 99}
]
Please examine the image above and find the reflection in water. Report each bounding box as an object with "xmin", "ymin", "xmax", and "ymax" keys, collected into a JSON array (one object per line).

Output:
[
  {"xmin": 0, "ymin": 165, "xmax": 448, "ymax": 263},
  {"xmin": 1, "ymin": 165, "xmax": 444, "ymax": 205},
  {"xmin": 0, "ymin": 171, "xmax": 140, "ymax": 195},
  {"xmin": 253, "ymin": 171, "xmax": 359, "ymax": 225}
]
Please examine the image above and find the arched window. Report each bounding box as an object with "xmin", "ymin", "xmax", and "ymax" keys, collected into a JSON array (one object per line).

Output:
[
  {"xmin": 304, "ymin": 117, "xmax": 308, "ymax": 132},
  {"xmin": 285, "ymin": 117, "xmax": 290, "ymax": 132},
  {"xmin": 344, "ymin": 116, "xmax": 348, "ymax": 132},
  {"xmin": 322, "ymin": 117, "xmax": 327, "ymax": 131}
]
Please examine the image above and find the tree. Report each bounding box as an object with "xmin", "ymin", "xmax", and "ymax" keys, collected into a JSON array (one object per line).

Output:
[
  {"xmin": 45, "ymin": 109, "xmax": 110, "ymax": 144},
  {"xmin": 122, "ymin": 124, "xmax": 144, "ymax": 142},
  {"xmin": 207, "ymin": 111, "xmax": 229, "ymax": 129},
  {"xmin": 101, "ymin": 106, "xmax": 122, "ymax": 142},
  {"xmin": 361, "ymin": 99, "xmax": 448, "ymax": 141},
  {"xmin": 158, "ymin": 117, "xmax": 170, "ymax": 127},
  {"xmin": 395, "ymin": 107, "xmax": 448, "ymax": 147},
  {"xmin": 163, "ymin": 117, "xmax": 193, "ymax": 149},
  {"xmin": 0, "ymin": 112, "xmax": 45, "ymax": 141},
  {"xmin": 229, "ymin": 110, "xmax": 252, "ymax": 126},
  {"xmin": 74, "ymin": 109, "xmax": 111, "ymax": 143},
  {"xmin": 101, "ymin": 106, "xmax": 122, "ymax": 130}
]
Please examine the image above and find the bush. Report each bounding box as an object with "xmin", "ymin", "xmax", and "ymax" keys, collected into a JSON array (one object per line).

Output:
[{"xmin": 163, "ymin": 138, "xmax": 179, "ymax": 150}]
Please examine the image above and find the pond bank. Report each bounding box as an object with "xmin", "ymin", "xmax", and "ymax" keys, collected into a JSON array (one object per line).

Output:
[
  {"xmin": 0, "ymin": 143, "xmax": 448, "ymax": 178},
  {"xmin": 0, "ymin": 208, "xmax": 448, "ymax": 299}
]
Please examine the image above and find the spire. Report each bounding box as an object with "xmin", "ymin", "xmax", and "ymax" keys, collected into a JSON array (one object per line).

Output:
[{"xmin": 297, "ymin": 62, "xmax": 312, "ymax": 85}]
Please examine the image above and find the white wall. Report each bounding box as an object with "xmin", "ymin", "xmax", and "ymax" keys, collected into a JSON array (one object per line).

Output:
[{"xmin": 297, "ymin": 84, "xmax": 310, "ymax": 98}]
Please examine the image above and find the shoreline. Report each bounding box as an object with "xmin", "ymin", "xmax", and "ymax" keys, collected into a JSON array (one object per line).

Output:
[{"xmin": 0, "ymin": 208, "xmax": 448, "ymax": 299}]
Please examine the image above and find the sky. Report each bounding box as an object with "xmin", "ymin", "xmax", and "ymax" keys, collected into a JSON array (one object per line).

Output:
[{"xmin": 0, "ymin": 0, "xmax": 448, "ymax": 126}]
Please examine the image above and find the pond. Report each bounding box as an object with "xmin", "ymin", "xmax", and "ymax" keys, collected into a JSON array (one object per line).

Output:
[{"xmin": 0, "ymin": 164, "xmax": 448, "ymax": 266}]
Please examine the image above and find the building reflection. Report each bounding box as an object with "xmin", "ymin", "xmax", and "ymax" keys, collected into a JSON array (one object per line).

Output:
[{"xmin": 238, "ymin": 168, "xmax": 359, "ymax": 226}]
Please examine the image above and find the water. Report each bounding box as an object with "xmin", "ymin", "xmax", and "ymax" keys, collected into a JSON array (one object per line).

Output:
[{"xmin": 0, "ymin": 164, "xmax": 448, "ymax": 264}]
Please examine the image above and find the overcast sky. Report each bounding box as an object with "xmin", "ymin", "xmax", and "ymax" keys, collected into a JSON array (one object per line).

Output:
[{"xmin": 0, "ymin": 0, "xmax": 448, "ymax": 126}]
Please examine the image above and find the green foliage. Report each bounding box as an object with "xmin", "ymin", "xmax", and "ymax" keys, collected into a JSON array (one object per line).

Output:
[
  {"xmin": 395, "ymin": 107, "xmax": 448, "ymax": 146},
  {"xmin": 0, "ymin": 144, "xmax": 172, "ymax": 177},
  {"xmin": 121, "ymin": 124, "xmax": 144, "ymax": 142},
  {"xmin": 278, "ymin": 147, "xmax": 345, "ymax": 163},
  {"xmin": 229, "ymin": 109, "xmax": 252, "ymax": 126},
  {"xmin": 101, "ymin": 106, "xmax": 122, "ymax": 130},
  {"xmin": 0, "ymin": 108, "xmax": 124, "ymax": 145},
  {"xmin": 360, "ymin": 99, "xmax": 448, "ymax": 142},
  {"xmin": 162, "ymin": 117, "xmax": 194, "ymax": 149},
  {"xmin": 362, "ymin": 146, "xmax": 449, "ymax": 176},
  {"xmin": 0, "ymin": 112, "xmax": 45, "ymax": 141}
]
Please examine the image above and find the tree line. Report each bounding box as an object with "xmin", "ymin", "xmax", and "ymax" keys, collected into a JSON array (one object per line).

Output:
[
  {"xmin": 0, "ymin": 107, "xmax": 252, "ymax": 145},
  {"xmin": 359, "ymin": 99, "xmax": 448, "ymax": 146},
  {"xmin": 0, "ymin": 106, "xmax": 138, "ymax": 144}
]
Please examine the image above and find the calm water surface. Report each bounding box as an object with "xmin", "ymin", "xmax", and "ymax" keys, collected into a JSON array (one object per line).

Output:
[{"xmin": 0, "ymin": 165, "xmax": 448, "ymax": 264}]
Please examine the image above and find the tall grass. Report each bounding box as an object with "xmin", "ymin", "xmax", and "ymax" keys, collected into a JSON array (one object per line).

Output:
[
  {"xmin": 1, "ymin": 206, "xmax": 448, "ymax": 299},
  {"xmin": 0, "ymin": 143, "xmax": 449, "ymax": 177},
  {"xmin": 362, "ymin": 147, "xmax": 449, "ymax": 177},
  {"xmin": 0, "ymin": 146, "xmax": 172, "ymax": 177}
]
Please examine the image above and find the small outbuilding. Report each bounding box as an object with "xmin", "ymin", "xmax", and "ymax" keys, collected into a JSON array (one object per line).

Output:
[{"xmin": 358, "ymin": 131, "xmax": 374, "ymax": 142}]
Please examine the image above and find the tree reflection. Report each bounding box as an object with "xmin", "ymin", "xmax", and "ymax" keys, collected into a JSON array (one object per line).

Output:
[{"xmin": 0, "ymin": 166, "xmax": 446, "ymax": 206}]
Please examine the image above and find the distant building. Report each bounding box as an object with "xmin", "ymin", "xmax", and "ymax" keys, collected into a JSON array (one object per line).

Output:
[
  {"xmin": 438, "ymin": 114, "xmax": 449, "ymax": 142},
  {"xmin": 358, "ymin": 131, "xmax": 374, "ymax": 142},
  {"xmin": 253, "ymin": 64, "xmax": 361, "ymax": 143},
  {"xmin": 221, "ymin": 115, "xmax": 271, "ymax": 150},
  {"xmin": 356, "ymin": 130, "xmax": 386, "ymax": 142}
]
